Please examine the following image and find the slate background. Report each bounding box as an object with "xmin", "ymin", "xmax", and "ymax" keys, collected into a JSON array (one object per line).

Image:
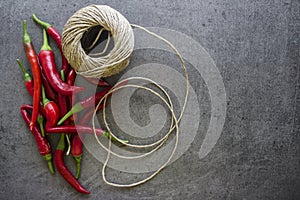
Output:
[{"xmin": 0, "ymin": 0, "xmax": 299, "ymax": 199}]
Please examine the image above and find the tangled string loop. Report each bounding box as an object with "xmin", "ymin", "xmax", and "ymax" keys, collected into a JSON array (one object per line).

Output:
[{"xmin": 62, "ymin": 5, "xmax": 134, "ymax": 78}]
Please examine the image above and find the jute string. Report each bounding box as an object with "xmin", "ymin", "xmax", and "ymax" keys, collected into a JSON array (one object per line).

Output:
[{"xmin": 62, "ymin": 5, "xmax": 189, "ymax": 187}]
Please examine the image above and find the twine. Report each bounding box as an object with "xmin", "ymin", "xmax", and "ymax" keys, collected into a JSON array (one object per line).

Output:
[
  {"xmin": 62, "ymin": 5, "xmax": 189, "ymax": 187},
  {"xmin": 62, "ymin": 4, "xmax": 134, "ymax": 78}
]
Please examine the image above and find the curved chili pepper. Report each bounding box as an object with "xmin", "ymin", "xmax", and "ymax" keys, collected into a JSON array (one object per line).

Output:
[
  {"xmin": 32, "ymin": 14, "xmax": 69, "ymax": 76},
  {"xmin": 23, "ymin": 20, "xmax": 41, "ymax": 130},
  {"xmin": 20, "ymin": 105, "xmax": 55, "ymax": 174},
  {"xmin": 46, "ymin": 125, "xmax": 105, "ymax": 135},
  {"xmin": 42, "ymin": 86, "xmax": 60, "ymax": 129},
  {"xmin": 38, "ymin": 29, "xmax": 84, "ymax": 96},
  {"xmin": 16, "ymin": 59, "xmax": 46, "ymax": 117},
  {"xmin": 54, "ymin": 134, "xmax": 90, "ymax": 194},
  {"xmin": 57, "ymin": 86, "xmax": 111, "ymax": 125}
]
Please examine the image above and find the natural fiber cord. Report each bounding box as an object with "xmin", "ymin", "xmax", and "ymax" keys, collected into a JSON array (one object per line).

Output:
[
  {"xmin": 62, "ymin": 5, "xmax": 189, "ymax": 187},
  {"xmin": 62, "ymin": 5, "xmax": 134, "ymax": 78}
]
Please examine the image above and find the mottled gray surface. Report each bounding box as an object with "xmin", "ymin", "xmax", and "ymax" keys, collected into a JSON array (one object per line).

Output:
[{"xmin": 0, "ymin": 0, "xmax": 299, "ymax": 199}]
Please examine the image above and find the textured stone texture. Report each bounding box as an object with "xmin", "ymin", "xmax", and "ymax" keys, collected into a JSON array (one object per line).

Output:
[{"xmin": 0, "ymin": 0, "xmax": 299, "ymax": 199}]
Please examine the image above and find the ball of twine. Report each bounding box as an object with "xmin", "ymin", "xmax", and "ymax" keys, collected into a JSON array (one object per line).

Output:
[{"xmin": 62, "ymin": 5, "xmax": 134, "ymax": 78}]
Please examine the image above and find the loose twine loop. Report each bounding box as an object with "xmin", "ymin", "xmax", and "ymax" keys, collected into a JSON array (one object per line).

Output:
[{"xmin": 62, "ymin": 5, "xmax": 189, "ymax": 187}]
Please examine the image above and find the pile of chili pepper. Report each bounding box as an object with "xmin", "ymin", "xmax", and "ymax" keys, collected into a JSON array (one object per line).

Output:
[{"xmin": 18, "ymin": 15, "xmax": 121, "ymax": 195}]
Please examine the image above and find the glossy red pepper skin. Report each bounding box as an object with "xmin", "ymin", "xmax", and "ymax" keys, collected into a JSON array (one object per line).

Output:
[
  {"xmin": 39, "ymin": 50, "xmax": 84, "ymax": 95},
  {"xmin": 67, "ymin": 68, "xmax": 76, "ymax": 85},
  {"xmin": 44, "ymin": 101, "xmax": 60, "ymax": 129},
  {"xmin": 46, "ymin": 125, "xmax": 104, "ymax": 135},
  {"xmin": 54, "ymin": 134, "xmax": 90, "ymax": 194},
  {"xmin": 20, "ymin": 105, "xmax": 55, "ymax": 174},
  {"xmin": 41, "ymin": 82, "xmax": 60, "ymax": 129},
  {"xmin": 17, "ymin": 59, "xmax": 46, "ymax": 117},
  {"xmin": 23, "ymin": 20, "xmax": 41, "ymax": 130},
  {"xmin": 71, "ymin": 133, "xmax": 82, "ymax": 179},
  {"xmin": 41, "ymin": 72, "xmax": 57, "ymax": 102}
]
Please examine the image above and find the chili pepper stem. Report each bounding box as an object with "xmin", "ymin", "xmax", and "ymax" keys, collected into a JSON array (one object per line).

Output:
[
  {"xmin": 32, "ymin": 14, "xmax": 51, "ymax": 29},
  {"xmin": 57, "ymin": 134, "xmax": 66, "ymax": 150},
  {"xmin": 43, "ymin": 154, "xmax": 55, "ymax": 174},
  {"xmin": 66, "ymin": 135, "xmax": 71, "ymax": 156},
  {"xmin": 22, "ymin": 20, "xmax": 31, "ymax": 43},
  {"xmin": 37, "ymin": 115, "xmax": 45, "ymax": 137},
  {"xmin": 74, "ymin": 156, "xmax": 82, "ymax": 179},
  {"xmin": 16, "ymin": 59, "xmax": 32, "ymax": 82},
  {"xmin": 103, "ymin": 131, "xmax": 129, "ymax": 144},
  {"xmin": 40, "ymin": 29, "xmax": 52, "ymax": 51},
  {"xmin": 41, "ymin": 86, "xmax": 50, "ymax": 107},
  {"xmin": 57, "ymin": 103, "xmax": 83, "ymax": 125}
]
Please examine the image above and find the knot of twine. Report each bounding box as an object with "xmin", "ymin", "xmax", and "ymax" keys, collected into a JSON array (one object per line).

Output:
[{"xmin": 62, "ymin": 5, "xmax": 134, "ymax": 78}]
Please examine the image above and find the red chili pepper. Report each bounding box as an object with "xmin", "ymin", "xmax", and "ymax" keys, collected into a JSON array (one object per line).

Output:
[
  {"xmin": 57, "ymin": 86, "xmax": 111, "ymax": 125},
  {"xmin": 67, "ymin": 68, "xmax": 76, "ymax": 86},
  {"xmin": 46, "ymin": 125, "xmax": 105, "ymax": 136},
  {"xmin": 54, "ymin": 134, "xmax": 90, "ymax": 194},
  {"xmin": 38, "ymin": 29, "xmax": 84, "ymax": 96},
  {"xmin": 23, "ymin": 20, "xmax": 41, "ymax": 130},
  {"xmin": 42, "ymin": 86, "xmax": 60, "ymax": 129},
  {"xmin": 41, "ymin": 71, "xmax": 57, "ymax": 102},
  {"xmin": 71, "ymin": 133, "xmax": 82, "ymax": 179},
  {"xmin": 32, "ymin": 14, "xmax": 69, "ymax": 76},
  {"xmin": 20, "ymin": 105, "xmax": 55, "ymax": 174},
  {"xmin": 16, "ymin": 59, "xmax": 46, "ymax": 117}
]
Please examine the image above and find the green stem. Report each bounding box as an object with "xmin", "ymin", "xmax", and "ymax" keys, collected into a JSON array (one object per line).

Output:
[
  {"xmin": 60, "ymin": 70, "xmax": 65, "ymax": 81},
  {"xmin": 41, "ymin": 86, "xmax": 50, "ymax": 107},
  {"xmin": 22, "ymin": 20, "xmax": 31, "ymax": 43},
  {"xmin": 32, "ymin": 14, "xmax": 51, "ymax": 29},
  {"xmin": 16, "ymin": 59, "xmax": 32, "ymax": 82},
  {"xmin": 103, "ymin": 131, "xmax": 129, "ymax": 144},
  {"xmin": 56, "ymin": 134, "xmax": 66, "ymax": 150},
  {"xmin": 57, "ymin": 103, "xmax": 83, "ymax": 125},
  {"xmin": 40, "ymin": 29, "xmax": 52, "ymax": 51},
  {"xmin": 66, "ymin": 135, "xmax": 71, "ymax": 156},
  {"xmin": 43, "ymin": 154, "xmax": 55, "ymax": 174},
  {"xmin": 74, "ymin": 156, "xmax": 82, "ymax": 179},
  {"xmin": 37, "ymin": 115, "xmax": 45, "ymax": 137}
]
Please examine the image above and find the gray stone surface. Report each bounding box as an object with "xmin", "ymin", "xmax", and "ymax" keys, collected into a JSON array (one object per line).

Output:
[{"xmin": 0, "ymin": 0, "xmax": 299, "ymax": 199}]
